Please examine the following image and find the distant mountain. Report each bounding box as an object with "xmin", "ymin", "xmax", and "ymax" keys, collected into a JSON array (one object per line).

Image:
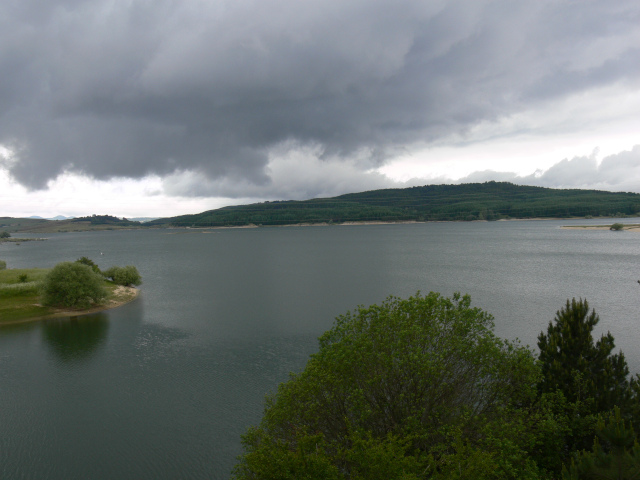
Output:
[
  {"xmin": 148, "ymin": 182, "xmax": 640, "ymax": 228},
  {"xmin": 3, "ymin": 214, "xmax": 143, "ymax": 233},
  {"xmin": 27, "ymin": 215, "xmax": 74, "ymax": 220},
  {"xmin": 130, "ymin": 217, "xmax": 158, "ymax": 223}
]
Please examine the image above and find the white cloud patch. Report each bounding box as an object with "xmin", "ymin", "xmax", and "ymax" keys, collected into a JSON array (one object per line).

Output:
[{"xmin": 457, "ymin": 146, "xmax": 640, "ymax": 192}]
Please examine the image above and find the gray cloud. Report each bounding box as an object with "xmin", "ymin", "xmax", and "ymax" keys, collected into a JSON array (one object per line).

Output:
[
  {"xmin": 1, "ymin": 0, "xmax": 639, "ymax": 195},
  {"xmin": 457, "ymin": 145, "xmax": 640, "ymax": 192}
]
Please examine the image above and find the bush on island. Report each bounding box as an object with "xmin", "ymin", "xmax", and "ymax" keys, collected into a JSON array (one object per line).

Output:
[
  {"xmin": 76, "ymin": 256, "xmax": 102, "ymax": 274},
  {"xmin": 610, "ymin": 223, "xmax": 624, "ymax": 231},
  {"xmin": 102, "ymin": 265, "xmax": 142, "ymax": 287},
  {"xmin": 0, "ymin": 259, "xmax": 6, "ymax": 270},
  {"xmin": 0, "ymin": 231, "xmax": 10, "ymax": 239},
  {"xmin": 42, "ymin": 261, "xmax": 107, "ymax": 308}
]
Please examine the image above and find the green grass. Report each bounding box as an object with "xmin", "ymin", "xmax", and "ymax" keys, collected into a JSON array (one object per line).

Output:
[
  {"xmin": 0, "ymin": 268, "xmax": 49, "ymax": 285},
  {"xmin": 0, "ymin": 268, "xmax": 51, "ymax": 322},
  {"xmin": 0, "ymin": 268, "xmax": 137, "ymax": 324}
]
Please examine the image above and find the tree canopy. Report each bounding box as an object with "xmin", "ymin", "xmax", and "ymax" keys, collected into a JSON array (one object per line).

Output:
[
  {"xmin": 537, "ymin": 298, "xmax": 631, "ymax": 414},
  {"xmin": 41, "ymin": 261, "xmax": 107, "ymax": 308},
  {"xmin": 233, "ymin": 292, "xmax": 542, "ymax": 479},
  {"xmin": 102, "ymin": 265, "xmax": 142, "ymax": 286},
  {"xmin": 234, "ymin": 294, "xmax": 640, "ymax": 479}
]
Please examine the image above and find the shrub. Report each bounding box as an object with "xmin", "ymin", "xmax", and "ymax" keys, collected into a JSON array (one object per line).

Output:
[
  {"xmin": 102, "ymin": 265, "xmax": 142, "ymax": 286},
  {"xmin": 76, "ymin": 256, "xmax": 102, "ymax": 274},
  {"xmin": 18, "ymin": 273, "xmax": 28, "ymax": 283},
  {"xmin": 610, "ymin": 223, "xmax": 624, "ymax": 231},
  {"xmin": 0, "ymin": 231, "xmax": 10, "ymax": 239},
  {"xmin": 0, "ymin": 260, "xmax": 6, "ymax": 270},
  {"xmin": 42, "ymin": 262, "xmax": 107, "ymax": 308}
]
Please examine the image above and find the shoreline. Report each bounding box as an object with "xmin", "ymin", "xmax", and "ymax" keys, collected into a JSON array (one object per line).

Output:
[
  {"xmin": 0, "ymin": 286, "xmax": 140, "ymax": 327},
  {"xmin": 166, "ymin": 217, "xmax": 639, "ymax": 230}
]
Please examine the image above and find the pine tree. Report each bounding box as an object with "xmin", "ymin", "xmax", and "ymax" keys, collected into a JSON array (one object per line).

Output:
[
  {"xmin": 562, "ymin": 407, "xmax": 640, "ymax": 480},
  {"xmin": 537, "ymin": 298, "xmax": 631, "ymax": 414}
]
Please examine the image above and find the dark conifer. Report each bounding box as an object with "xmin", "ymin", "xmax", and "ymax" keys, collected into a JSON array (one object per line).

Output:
[
  {"xmin": 562, "ymin": 407, "xmax": 640, "ymax": 480},
  {"xmin": 538, "ymin": 298, "xmax": 631, "ymax": 413}
]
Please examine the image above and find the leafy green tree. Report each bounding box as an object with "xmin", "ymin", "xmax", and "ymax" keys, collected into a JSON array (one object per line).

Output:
[
  {"xmin": 610, "ymin": 223, "xmax": 625, "ymax": 231},
  {"xmin": 537, "ymin": 298, "xmax": 631, "ymax": 414},
  {"xmin": 42, "ymin": 262, "xmax": 107, "ymax": 308},
  {"xmin": 0, "ymin": 231, "xmax": 10, "ymax": 238},
  {"xmin": 0, "ymin": 259, "xmax": 6, "ymax": 270},
  {"xmin": 233, "ymin": 292, "xmax": 543, "ymax": 479},
  {"xmin": 102, "ymin": 265, "xmax": 142, "ymax": 286},
  {"xmin": 76, "ymin": 256, "xmax": 102, "ymax": 274}
]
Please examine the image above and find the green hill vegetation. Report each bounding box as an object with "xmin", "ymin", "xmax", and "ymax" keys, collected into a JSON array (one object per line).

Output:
[
  {"xmin": 3, "ymin": 183, "xmax": 640, "ymax": 232},
  {"xmin": 0, "ymin": 215, "xmax": 142, "ymax": 234},
  {"xmin": 149, "ymin": 182, "xmax": 640, "ymax": 227}
]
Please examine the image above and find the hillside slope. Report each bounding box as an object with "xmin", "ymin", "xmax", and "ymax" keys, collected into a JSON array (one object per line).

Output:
[{"xmin": 148, "ymin": 182, "xmax": 640, "ymax": 227}]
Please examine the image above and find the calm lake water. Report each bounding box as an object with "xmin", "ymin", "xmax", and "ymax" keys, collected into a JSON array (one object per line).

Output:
[{"xmin": 1, "ymin": 219, "xmax": 639, "ymax": 479}]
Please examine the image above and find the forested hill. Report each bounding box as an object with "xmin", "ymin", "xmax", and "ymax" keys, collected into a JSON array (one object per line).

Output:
[{"xmin": 148, "ymin": 182, "xmax": 640, "ymax": 227}]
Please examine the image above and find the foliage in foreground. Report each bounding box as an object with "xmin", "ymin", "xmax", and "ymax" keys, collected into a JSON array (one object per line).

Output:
[
  {"xmin": 41, "ymin": 262, "xmax": 107, "ymax": 308},
  {"xmin": 234, "ymin": 294, "xmax": 640, "ymax": 479},
  {"xmin": 538, "ymin": 298, "xmax": 640, "ymax": 455},
  {"xmin": 562, "ymin": 407, "xmax": 640, "ymax": 480},
  {"xmin": 538, "ymin": 298, "xmax": 633, "ymax": 411},
  {"xmin": 233, "ymin": 292, "xmax": 544, "ymax": 479}
]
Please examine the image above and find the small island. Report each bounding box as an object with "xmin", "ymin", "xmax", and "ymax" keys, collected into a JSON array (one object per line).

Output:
[
  {"xmin": 0, "ymin": 257, "xmax": 141, "ymax": 325},
  {"xmin": 561, "ymin": 223, "xmax": 640, "ymax": 231}
]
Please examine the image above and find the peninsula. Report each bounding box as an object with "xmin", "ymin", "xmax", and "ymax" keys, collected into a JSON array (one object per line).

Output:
[{"xmin": 0, "ymin": 260, "xmax": 141, "ymax": 325}]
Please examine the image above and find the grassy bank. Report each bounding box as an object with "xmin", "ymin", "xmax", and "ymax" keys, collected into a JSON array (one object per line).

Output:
[{"xmin": 0, "ymin": 267, "xmax": 138, "ymax": 325}]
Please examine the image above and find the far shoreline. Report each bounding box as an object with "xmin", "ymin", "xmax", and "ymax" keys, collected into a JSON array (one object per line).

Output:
[{"xmin": 163, "ymin": 216, "xmax": 640, "ymax": 230}]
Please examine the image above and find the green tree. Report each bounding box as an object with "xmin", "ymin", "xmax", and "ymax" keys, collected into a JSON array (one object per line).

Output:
[
  {"xmin": 233, "ymin": 293, "xmax": 542, "ymax": 479},
  {"xmin": 42, "ymin": 261, "xmax": 107, "ymax": 308},
  {"xmin": 610, "ymin": 223, "xmax": 625, "ymax": 231},
  {"xmin": 537, "ymin": 298, "xmax": 631, "ymax": 414},
  {"xmin": 76, "ymin": 256, "xmax": 102, "ymax": 274},
  {"xmin": 562, "ymin": 407, "xmax": 640, "ymax": 479},
  {"xmin": 0, "ymin": 259, "xmax": 6, "ymax": 270},
  {"xmin": 0, "ymin": 231, "xmax": 10, "ymax": 238},
  {"xmin": 102, "ymin": 265, "xmax": 142, "ymax": 286}
]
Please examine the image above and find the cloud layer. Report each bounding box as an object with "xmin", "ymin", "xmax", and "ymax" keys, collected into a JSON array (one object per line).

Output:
[
  {"xmin": 1, "ymin": 0, "xmax": 639, "ymax": 198},
  {"xmin": 459, "ymin": 146, "xmax": 640, "ymax": 193}
]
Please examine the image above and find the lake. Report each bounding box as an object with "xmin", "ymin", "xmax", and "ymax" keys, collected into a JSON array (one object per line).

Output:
[{"xmin": 1, "ymin": 219, "xmax": 639, "ymax": 479}]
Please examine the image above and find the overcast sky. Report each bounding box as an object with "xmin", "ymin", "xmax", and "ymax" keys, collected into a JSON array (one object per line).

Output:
[{"xmin": 1, "ymin": 0, "xmax": 639, "ymax": 218}]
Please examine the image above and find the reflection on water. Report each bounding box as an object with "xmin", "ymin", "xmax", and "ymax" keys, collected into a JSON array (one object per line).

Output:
[{"xmin": 42, "ymin": 313, "xmax": 109, "ymax": 362}]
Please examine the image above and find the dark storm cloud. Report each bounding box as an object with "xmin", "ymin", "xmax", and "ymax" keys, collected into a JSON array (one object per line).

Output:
[{"xmin": 1, "ymin": 0, "xmax": 639, "ymax": 194}]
